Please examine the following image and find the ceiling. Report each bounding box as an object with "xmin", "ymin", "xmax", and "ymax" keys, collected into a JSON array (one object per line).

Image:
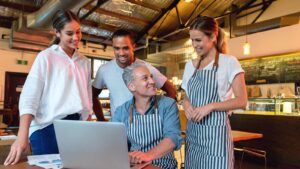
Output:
[{"xmin": 0, "ymin": 0, "xmax": 278, "ymax": 47}]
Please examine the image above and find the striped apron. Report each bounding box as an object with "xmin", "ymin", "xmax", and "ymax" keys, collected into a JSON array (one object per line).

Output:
[
  {"xmin": 127, "ymin": 98, "xmax": 177, "ymax": 169},
  {"xmin": 185, "ymin": 63, "xmax": 234, "ymax": 169}
]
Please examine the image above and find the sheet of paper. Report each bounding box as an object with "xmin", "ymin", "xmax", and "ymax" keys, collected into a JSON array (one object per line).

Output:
[
  {"xmin": 0, "ymin": 135, "xmax": 17, "ymax": 140},
  {"xmin": 27, "ymin": 154, "xmax": 63, "ymax": 169}
]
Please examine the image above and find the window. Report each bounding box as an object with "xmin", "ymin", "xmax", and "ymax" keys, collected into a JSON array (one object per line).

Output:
[
  {"xmin": 87, "ymin": 56, "xmax": 111, "ymax": 99},
  {"xmin": 87, "ymin": 56, "xmax": 110, "ymax": 79}
]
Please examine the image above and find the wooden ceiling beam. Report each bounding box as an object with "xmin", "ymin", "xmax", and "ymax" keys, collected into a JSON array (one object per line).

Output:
[
  {"xmin": 82, "ymin": 32, "xmax": 107, "ymax": 41},
  {"xmin": 80, "ymin": 0, "xmax": 108, "ymax": 21},
  {"xmin": 81, "ymin": 32, "xmax": 111, "ymax": 45},
  {"xmin": 0, "ymin": 1, "xmax": 39, "ymax": 13},
  {"xmin": 81, "ymin": 20, "xmax": 99, "ymax": 27},
  {"xmin": 135, "ymin": 0, "xmax": 180, "ymax": 42},
  {"xmin": 81, "ymin": 20, "xmax": 118, "ymax": 32},
  {"xmin": 125, "ymin": 0, "xmax": 161, "ymax": 12},
  {"xmin": 84, "ymin": 5, "xmax": 149, "ymax": 26}
]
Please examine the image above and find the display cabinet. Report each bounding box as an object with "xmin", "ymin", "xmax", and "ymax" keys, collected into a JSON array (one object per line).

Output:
[{"xmin": 246, "ymin": 98, "xmax": 300, "ymax": 115}]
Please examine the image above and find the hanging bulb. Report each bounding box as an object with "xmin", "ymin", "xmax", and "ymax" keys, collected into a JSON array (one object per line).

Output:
[{"xmin": 243, "ymin": 41, "xmax": 251, "ymax": 55}]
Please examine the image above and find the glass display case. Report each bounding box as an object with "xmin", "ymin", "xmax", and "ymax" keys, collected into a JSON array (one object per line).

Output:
[{"xmin": 246, "ymin": 98, "xmax": 300, "ymax": 115}]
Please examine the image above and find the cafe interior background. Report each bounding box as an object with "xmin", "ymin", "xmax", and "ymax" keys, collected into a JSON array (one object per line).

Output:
[{"xmin": 0, "ymin": 0, "xmax": 300, "ymax": 168}]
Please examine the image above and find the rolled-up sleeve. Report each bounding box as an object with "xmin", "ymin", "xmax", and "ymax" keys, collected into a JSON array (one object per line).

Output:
[
  {"xmin": 227, "ymin": 56, "xmax": 244, "ymax": 83},
  {"xmin": 92, "ymin": 65, "xmax": 106, "ymax": 89},
  {"xmin": 162, "ymin": 99, "xmax": 182, "ymax": 150},
  {"xmin": 19, "ymin": 53, "xmax": 46, "ymax": 117},
  {"xmin": 110, "ymin": 106, "xmax": 125, "ymax": 122}
]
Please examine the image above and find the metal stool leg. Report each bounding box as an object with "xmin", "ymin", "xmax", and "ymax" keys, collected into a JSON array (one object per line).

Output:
[
  {"xmin": 240, "ymin": 147, "xmax": 267, "ymax": 169},
  {"xmin": 264, "ymin": 155, "xmax": 267, "ymax": 169},
  {"xmin": 180, "ymin": 131, "xmax": 185, "ymax": 169},
  {"xmin": 240, "ymin": 150, "xmax": 245, "ymax": 169}
]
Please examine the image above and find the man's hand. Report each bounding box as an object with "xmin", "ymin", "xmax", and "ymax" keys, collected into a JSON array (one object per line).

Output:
[{"xmin": 129, "ymin": 151, "xmax": 154, "ymax": 164}]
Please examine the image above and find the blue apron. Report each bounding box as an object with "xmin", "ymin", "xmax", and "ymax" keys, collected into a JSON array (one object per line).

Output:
[
  {"xmin": 185, "ymin": 55, "xmax": 234, "ymax": 169},
  {"xmin": 127, "ymin": 97, "xmax": 177, "ymax": 169}
]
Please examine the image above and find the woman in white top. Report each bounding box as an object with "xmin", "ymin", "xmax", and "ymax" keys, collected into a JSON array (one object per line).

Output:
[
  {"xmin": 4, "ymin": 10, "xmax": 92, "ymax": 165},
  {"xmin": 181, "ymin": 16, "xmax": 247, "ymax": 169}
]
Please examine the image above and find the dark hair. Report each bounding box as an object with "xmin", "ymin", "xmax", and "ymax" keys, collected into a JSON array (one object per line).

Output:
[
  {"xmin": 51, "ymin": 10, "xmax": 80, "ymax": 45},
  {"xmin": 190, "ymin": 16, "xmax": 227, "ymax": 53},
  {"xmin": 112, "ymin": 29, "xmax": 134, "ymax": 44}
]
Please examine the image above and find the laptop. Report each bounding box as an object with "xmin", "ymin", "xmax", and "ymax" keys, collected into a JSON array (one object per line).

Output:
[{"xmin": 53, "ymin": 120, "xmax": 150, "ymax": 169}]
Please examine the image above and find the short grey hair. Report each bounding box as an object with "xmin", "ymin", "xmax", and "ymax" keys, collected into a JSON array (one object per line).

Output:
[{"xmin": 122, "ymin": 61, "xmax": 147, "ymax": 86}]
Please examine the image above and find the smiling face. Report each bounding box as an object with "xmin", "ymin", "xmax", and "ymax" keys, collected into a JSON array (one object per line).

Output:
[
  {"xmin": 128, "ymin": 66, "xmax": 156, "ymax": 98},
  {"xmin": 112, "ymin": 36, "xmax": 135, "ymax": 68},
  {"xmin": 56, "ymin": 20, "xmax": 81, "ymax": 54},
  {"xmin": 189, "ymin": 29, "xmax": 216, "ymax": 58}
]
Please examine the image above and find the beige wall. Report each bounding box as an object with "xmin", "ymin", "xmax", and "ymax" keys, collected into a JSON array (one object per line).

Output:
[
  {"xmin": 228, "ymin": 24, "xmax": 300, "ymax": 59},
  {"xmin": 253, "ymin": 0, "xmax": 300, "ymax": 23},
  {"xmin": 0, "ymin": 40, "xmax": 37, "ymax": 102}
]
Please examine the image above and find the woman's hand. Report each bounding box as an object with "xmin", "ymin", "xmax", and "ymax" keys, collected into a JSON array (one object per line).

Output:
[
  {"xmin": 183, "ymin": 98, "xmax": 195, "ymax": 120},
  {"xmin": 4, "ymin": 137, "xmax": 29, "ymax": 165},
  {"xmin": 4, "ymin": 114, "xmax": 32, "ymax": 166},
  {"xmin": 191, "ymin": 104, "xmax": 214, "ymax": 122},
  {"xmin": 129, "ymin": 151, "xmax": 154, "ymax": 164}
]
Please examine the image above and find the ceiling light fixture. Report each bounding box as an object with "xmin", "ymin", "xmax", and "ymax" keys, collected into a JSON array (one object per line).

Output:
[
  {"xmin": 243, "ymin": 10, "xmax": 250, "ymax": 55},
  {"xmin": 243, "ymin": 41, "xmax": 250, "ymax": 55},
  {"xmin": 184, "ymin": 0, "xmax": 193, "ymax": 2}
]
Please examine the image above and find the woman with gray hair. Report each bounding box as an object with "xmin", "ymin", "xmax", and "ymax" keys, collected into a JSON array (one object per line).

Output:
[{"xmin": 112, "ymin": 62, "xmax": 182, "ymax": 169}]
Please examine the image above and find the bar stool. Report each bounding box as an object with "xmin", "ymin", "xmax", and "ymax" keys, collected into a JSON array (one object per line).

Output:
[
  {"xmin": 179, "ymin": 131, "xmax": 186, "ymax": 169},
  {"xmin": 239, "ymin": 147, "xmax": 267, "ymax": 169},
  {"xmin": 178, "ymin": 109, "xmax": 187, "ymax": 169}
]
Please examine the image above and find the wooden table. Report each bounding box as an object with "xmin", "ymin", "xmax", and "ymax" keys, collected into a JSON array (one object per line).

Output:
[
  {"xmin": 0, "ymin": 130, "xmax": 16, "ymax": 146},
  {"xmin": 231, "ymin": 130, "xmax": 263, "ymax": 142},
  {"xmin": 0, "ymin": 139, "xmax": 15, "ymax": 146},
  {"xmin": 178, "ymin": 109, "xmax": 264, "ymax": 142},
  {"xmin": 0, "ymin": 162, "xmax": 161, "ymax": 169}
]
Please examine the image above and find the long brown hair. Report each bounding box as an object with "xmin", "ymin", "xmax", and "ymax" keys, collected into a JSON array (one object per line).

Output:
[
  {"xmin": 190, "ymin": 16, "xmax": 227, "ymax": 54},
  {"xmin": 51, "ymin": 10, "xmax": 80, "ymax": 45}
]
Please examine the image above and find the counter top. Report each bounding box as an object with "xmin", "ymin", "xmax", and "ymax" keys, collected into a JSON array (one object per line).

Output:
[{"xmin": 234, "ymin": 110, "xmax": 300, "ymax": 116}]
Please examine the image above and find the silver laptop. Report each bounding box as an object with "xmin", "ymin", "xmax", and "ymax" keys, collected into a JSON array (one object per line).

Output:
[{"xmin": 54, "ymin": 120, "xmax": 149, "ymax": 169}]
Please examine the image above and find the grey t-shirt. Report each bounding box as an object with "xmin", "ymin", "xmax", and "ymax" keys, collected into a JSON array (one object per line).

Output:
[{"xmin": 93, "ymin": 59, "xmax": 167, "ymax": 115}]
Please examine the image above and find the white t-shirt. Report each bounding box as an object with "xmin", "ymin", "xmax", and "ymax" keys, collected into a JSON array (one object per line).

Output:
[
  {"xmin": 181, "ymin": 53, "xmax": 244, "ymax": 102},
  {"xmin": 19, "ymin": 45, "xmax": 92, "ymax": 137},
  {"xmin": 93, "ymin": 58, "xmax": 167, "ymax": 115}
]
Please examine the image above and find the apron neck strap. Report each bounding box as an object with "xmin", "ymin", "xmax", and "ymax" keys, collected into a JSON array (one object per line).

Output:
[
  {"xmin": 192, "ymin": 51, "xmax": 219, "ymax": 76},
  {"xmin": 129, "ymin": 96, "xmax": 158, "ymax": 124}
]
